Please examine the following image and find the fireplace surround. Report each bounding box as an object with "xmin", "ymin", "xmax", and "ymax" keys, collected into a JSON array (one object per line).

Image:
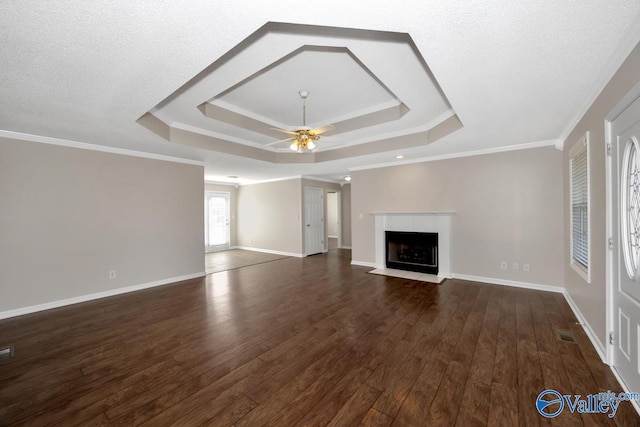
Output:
[{"xmin": 372, "ymin": 211, "xmax": 454, "ymax": 278}]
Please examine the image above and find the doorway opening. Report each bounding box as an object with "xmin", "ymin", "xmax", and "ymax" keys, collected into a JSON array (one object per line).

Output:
[
  {"xmin": 327, "ymin": 191, "xmax": 341, "ymax": 250},
  {"xmin": 205, "ymin": 191, "xmax": 230, "ymax": 252}
]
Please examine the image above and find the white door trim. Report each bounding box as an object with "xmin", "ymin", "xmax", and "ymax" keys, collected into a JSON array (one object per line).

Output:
[
  {"xmin": 606, "ymin": 117, "xmax": 614, "ymax": 366},
  {"xmin": 336, "ymin": 190, "xmax": 342, "ymax": 249}
]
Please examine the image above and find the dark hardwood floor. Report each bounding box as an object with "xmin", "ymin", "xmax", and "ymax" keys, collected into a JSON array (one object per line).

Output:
[{"xmin": 1, "ymin": 250, "xmax": 638, "ymax": 426}]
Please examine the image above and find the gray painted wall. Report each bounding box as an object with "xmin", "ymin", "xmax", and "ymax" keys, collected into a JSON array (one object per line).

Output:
[
  {"xmin": 341, "ymin": 184, "xmax": 352, "ymax": 248},
  {"xmin": 237, "ymin": 179, "xmax": 303, "ymax": 254},
  {"xmin": 0, "ymin": 137, "xmax": 205, "ymax": 313},
  {"xmin": 351, "ymin": 146, "xmax": 565, "ymax": 288}
]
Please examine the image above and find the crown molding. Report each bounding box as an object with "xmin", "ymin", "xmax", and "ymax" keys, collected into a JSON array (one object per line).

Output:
[
  {"xmin": 239, "ymin": 175, "xmax": 303, "ymax": 186},
  {"xmin": 349, "ymin": 139, "xmax": 560, "ymax": 172},
  {"xmin": 204, "ymin": 180, "xmax": 239, "ymax": 187},
  {"xmin": 301, "ymin": 175, "xmax": 343, "ymax": 184},
  {"xmin": 0, "ymin": 130, "xmax": 205, "ymax": 166}
]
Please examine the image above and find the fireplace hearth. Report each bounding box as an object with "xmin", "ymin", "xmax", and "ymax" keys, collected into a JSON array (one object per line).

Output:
[{"xmin": 385, "ymin": 231, "xmax": 438, "ymax": 275}]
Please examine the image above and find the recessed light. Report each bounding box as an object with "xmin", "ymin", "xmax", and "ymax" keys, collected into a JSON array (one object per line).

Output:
[
  {"xmin": 344, "ymin": 175, "xmax": 351, "ymax": 182},
  {"xmin": 395, "ymin": 155, "xmax": 404, "ymax": 159}
]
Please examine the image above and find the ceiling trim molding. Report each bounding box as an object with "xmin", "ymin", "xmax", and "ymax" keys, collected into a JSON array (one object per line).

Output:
[
  {"xmin": 349, "ymin": 139, "xmax": 561, "ymax": 172},
  {"xmin": 204, "ymin": 180, "xmax": 239, "ymax": 187},
  {"xmin": 0, "ymin": 130, "xmax": 205, "ymax": 166},
  {"xmin": 558, "ymin": 9, "xmax": 640, "ymax": 144},
  {"xmin": 239, "ymin": 175, "xmax": 303, "ymax": 186},
  {"xmin": 301, "ymin": 175, "xmax": 342, "ymax": 184}
]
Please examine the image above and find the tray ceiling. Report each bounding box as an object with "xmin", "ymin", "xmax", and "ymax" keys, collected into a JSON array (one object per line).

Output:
[{"xmin": 139, "ymin": 23, "xmax": 459, "ymax": 163}]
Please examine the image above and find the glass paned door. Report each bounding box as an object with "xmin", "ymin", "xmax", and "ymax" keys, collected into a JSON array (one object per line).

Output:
[{"xmin": 205, "ymin": 192, "xmax": 230, "ymax": 252}]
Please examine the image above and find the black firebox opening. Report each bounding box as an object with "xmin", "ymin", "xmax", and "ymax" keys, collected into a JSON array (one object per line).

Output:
[{"xmin": 385, "ymin": 231, "xmax": 438, "ymax": 275}]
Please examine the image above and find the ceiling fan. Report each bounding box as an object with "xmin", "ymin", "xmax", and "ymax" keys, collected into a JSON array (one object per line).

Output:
[{"xmin": 268, "ymin": 90, "xmax": 334, "ymax": 152}]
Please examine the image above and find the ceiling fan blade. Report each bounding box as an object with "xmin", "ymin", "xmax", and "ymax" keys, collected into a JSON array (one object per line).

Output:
[
  {"xmin": 265, "ymin": 137, "xmax": 295, "ymax": 147},
  {"xmin": 269, "ymin": 127, "xmax": 298, "ymax": 136},
  {"xmin": 309, "ymin": 124, "xmax": 335, "ymax": 135}
]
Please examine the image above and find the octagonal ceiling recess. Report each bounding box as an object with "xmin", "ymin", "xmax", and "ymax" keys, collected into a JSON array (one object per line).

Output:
[{"xmin": 138, "ymin": 22, "xmax": 461, "ymax": 164}]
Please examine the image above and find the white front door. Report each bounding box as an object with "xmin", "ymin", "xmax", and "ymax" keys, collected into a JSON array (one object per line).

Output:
[
  {"xmin": 611, "ymin": 95, "xmax": 640, "ymax": 392},
  {"xmin": 205, "ymin": 191, "xmax": 230, "ymax": 252},
  {"xmin": 304, "ymin": 187, "xmax": 324, "ymax": 256}
]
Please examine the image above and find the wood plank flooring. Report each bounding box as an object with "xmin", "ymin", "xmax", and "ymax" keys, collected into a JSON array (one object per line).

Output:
[
  {"xmin": 1, "ymin": 250, "xmax": 638, "ymax": 426},
  {"xmin": 205, "ymin": 249, "xmax": 289, "ymax": 274}
]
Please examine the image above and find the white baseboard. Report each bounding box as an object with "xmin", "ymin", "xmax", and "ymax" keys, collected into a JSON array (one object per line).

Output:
[
  {"xmin": 563, "ymin": 291, "xmax": 607, "ymax": 363},
  {"xmin": 351, "ymin": 260, "xmax": 377, "ymax": 268},
  {"xmin": 610, "ymin": 364, "xmax": 640, "ymax": 416},
  {"xmin": 562, "ymin": 293, "xmax": 640, "ymax": 416},
  {"xmin": 0, "ymin": 272, "xmax": 207, "ymax": 320},
  {"xmin": 235, "ymin": 246, "xmax": 304, "ymax": 258},
  {"xmin": 341, "ymin": 246, "xmax": 352, "ymax": 250},
  {"xmin": 328, "ymin": 235, "xmax": 338, "ymax": 239},
  {"xmin": 451, "ymin": 273, "xmax": 565, "ymax": 293}
]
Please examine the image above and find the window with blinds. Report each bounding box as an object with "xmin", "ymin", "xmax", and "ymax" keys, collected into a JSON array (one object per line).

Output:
[{"xmin": 570, "ymin": 132, "xmax": 590, "ymax": 282}]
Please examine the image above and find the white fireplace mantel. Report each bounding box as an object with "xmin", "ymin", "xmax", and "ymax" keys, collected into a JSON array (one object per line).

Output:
[{"xmin": 372, "ymin": 211, "xmax": 455, "ymax": 278}]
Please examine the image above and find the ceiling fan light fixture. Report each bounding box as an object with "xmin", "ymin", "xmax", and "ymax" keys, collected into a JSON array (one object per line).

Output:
[{"xmin": 271, "ymin": 90, "xmax": 334, "ymax": 153}]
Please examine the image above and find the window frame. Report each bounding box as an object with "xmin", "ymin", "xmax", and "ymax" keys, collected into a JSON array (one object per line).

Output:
[{"xmin": 569, "ymin": 131, "xmax": 591, "ymax": 283}]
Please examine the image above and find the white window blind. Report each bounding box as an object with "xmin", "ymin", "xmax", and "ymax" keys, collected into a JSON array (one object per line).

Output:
[{"xmin": 570, "ymin": 133, "xmax": 589, "ymax": 281}]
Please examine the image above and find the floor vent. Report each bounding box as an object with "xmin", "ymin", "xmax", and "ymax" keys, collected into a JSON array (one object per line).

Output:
[
  {"xmin": 556, "ymin": 329, "xmax": 577, "ymax": 344},
  {"xmin": 0, "ymin": 346, "xmax": 14, "ymax": 359}
]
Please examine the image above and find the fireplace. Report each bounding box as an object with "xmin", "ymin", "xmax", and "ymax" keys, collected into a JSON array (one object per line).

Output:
[
  {"xmin": 371, "ymin": 212, "xmax": 452, "ymax": 278},
  {"xmin": 385, "ymin": 231, "xmax": 438, "ymax": 275}
]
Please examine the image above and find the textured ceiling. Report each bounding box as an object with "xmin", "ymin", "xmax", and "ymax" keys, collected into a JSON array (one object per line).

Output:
[{"xmin": 1, "ymin": 1, "xmax": 640, "ymax": 183}]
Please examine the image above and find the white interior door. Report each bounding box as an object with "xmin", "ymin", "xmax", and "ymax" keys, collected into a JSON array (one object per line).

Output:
[
  {"xmin": 205, "ymin": 191, "xmax": 230, "ymax": 252},
  {"xmin": 611, "ymin": 95, "xmax": 640, "ymax": 392},
  {"xmin": 304, "ymin": 187, "xmax": 324, "ymax": 256}
]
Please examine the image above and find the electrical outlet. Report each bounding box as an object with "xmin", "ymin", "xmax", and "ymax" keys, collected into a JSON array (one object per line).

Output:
[
  {"xmin": 523, "ymin": 263, "xmax": 530, "ymax": 272},
  {"xmin": 500, "ymin": 261, "xmax": 508, "ymax": 270},
  {"xmin": 513, "ymin": 262, "xmax": 519, "ymax": 271},
  {"xmin": 109, "ymin": 270, "xmax": 117, "ymax": 279}
]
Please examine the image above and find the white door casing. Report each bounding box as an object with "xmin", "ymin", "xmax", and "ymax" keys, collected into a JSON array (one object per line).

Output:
[
  {"xmin": 336, "ymin": 190, "xmax": 342, "ymax": 249},
  {"xmin": 304, "ymin": 187, "xmax": 324, "ymax": 256},
  {"xmin": 610, "ymin": 94, "xmax": 640, "ymax": 393}
]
